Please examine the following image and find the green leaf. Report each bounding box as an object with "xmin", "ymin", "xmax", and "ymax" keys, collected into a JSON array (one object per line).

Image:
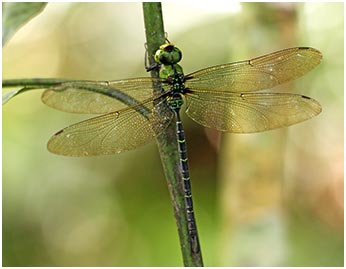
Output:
[
  {"xmin": 2, "ymin": 2, "xmax": 47, "ymax": 46},
  {"xmin": 2, "ymin": 89, "xmax": 20, "ymax": 104},
  {"xmin": 2, "ymin": 87, "xmax": 33, "ymax": 104}
]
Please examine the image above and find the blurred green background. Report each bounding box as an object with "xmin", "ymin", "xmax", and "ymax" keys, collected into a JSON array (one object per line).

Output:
[{"xmin": 2, "ymin": 2, "xmax": 343, "ymax": 266}]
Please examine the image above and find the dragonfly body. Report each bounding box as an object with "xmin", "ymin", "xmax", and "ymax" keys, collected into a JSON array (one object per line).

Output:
[{"xmin": 153, "ymin": 43, "xmax": 201, "ymax": 254}]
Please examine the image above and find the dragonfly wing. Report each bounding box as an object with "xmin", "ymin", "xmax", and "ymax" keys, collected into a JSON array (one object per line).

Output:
[
  {"xmin": 185, "ymin": 90, "xmax": 322, "ymax": 133},
  {"xmin": 185, "ymin": 47, "xmax": 322, "ymax": 92},
  {"xmin": 47, "ymin": 98, "xmax": 174, "ymax": 156},
  {"xmin": 42, "ymin": 78, "xmax": 163, "ymax": 114}
]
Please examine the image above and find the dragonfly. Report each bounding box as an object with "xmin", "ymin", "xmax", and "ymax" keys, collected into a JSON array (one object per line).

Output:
[
  {"xmin": 41, "ymin": 43, "xmax": 322, "ymax": 254},
  {"xmin": 42, "ymin": 44, "xmax": 322, "ymax": 157}
]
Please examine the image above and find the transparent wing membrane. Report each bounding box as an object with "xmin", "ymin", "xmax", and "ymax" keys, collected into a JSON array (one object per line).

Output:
[
  {"xmin": 185, "ymin": 90, "xmax": 322, "ymax": 133},
  {"xmin": 186, "ymin": 47, "xmax": 322, "ymax": 93},
  {"xmin": 42, "ymin": 78, "xmax": 162, "ymax": 114},
  {"xmin": 47, "ymin": 98, "xmax": 173, "ymax": 156}
]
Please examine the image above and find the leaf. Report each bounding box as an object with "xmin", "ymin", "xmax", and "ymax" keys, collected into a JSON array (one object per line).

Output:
[
  {"xmin": 2, "ymin": 2, "xmax": 47, "ymax": 46},
  {"xmin": 2, "ymin": 87, "xmax": 35, "ymax": 104},
  {"xmin": 2, "ymin": 89, "xmax": 19, "ymax": 104}
]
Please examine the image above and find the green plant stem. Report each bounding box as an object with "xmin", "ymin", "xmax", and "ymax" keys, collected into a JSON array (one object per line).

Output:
[
  {"xmin": 2, "ymin": 78, "xmax": 73, "ymax": 88},
  {"xmin": 142, "ymin": 2, "xmax": 203, "ymax": 267},
  {"xmin": 3, "ymin": 5, "xmax": 204, "ymax": 265}
]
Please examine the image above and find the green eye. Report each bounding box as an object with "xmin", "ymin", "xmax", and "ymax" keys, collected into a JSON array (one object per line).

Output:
[{"xmin": 154, "ymin": 43, "xmax": 182, "ymax": 65}]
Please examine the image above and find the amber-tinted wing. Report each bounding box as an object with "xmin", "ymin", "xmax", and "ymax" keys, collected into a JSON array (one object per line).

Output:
[
  {"xmin": 47, "ymin": 98, "xmax": 174, "ymax": 156},
  {"xmin": 42, "ymin": 78, "xmax": 163, "ymax": 114},
  {"xmin": 185, "ymin": 47, "xmax": 322, "ymax": 92},
  {"xmin": 185, "ymin": 90, "xmax": 321, "ymax": 133}
]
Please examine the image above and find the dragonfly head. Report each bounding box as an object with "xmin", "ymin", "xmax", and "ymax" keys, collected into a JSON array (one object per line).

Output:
[{"xmin": 155, "ymin": 43, "xmax": 182, "ymax": 65}]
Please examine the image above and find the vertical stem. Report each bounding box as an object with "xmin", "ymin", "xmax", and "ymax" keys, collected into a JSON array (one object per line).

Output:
[{"xmin": 142, "ymin": 2, "xmax": 203, "ymax": 266}]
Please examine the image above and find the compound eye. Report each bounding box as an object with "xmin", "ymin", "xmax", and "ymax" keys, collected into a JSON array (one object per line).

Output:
[
  {"xmin": 154, "ymin": 44, "xmax": 182, "ymax": 65},
  {"xmin": 171, "ymin": 47, "xmax": 182, "ymax": 63}
]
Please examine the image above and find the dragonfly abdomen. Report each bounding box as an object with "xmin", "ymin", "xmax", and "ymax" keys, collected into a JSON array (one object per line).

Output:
[{"xmin": 174, "ymin": 108, "xmax": 201, "ymax": 254}]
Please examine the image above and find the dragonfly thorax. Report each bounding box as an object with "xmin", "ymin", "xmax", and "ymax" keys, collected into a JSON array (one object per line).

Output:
[
  {"xmin": 168, "ymin": 72, "xmax": 185, "ymax": 91},
  {"xmin": 165, "ymin": 72, "xmax": 186, "ymax": 112},
  {"xmin": 160, "ymin": 63, "xmax": 184, "ymax": 80}
]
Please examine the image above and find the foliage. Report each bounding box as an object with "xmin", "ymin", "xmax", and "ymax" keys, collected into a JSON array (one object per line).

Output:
[{"xmin": 2, "ymin": 2, "xmax": 47, "ymax": 46}]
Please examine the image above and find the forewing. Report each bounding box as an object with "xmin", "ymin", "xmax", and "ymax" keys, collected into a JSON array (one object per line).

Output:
[
  {"xmin": 47, "ymin": 99, "xmax": 174, "ymax": 156},
  {"xmin": 185, "ymin": 47, "xmax": 322, "ymax": 93},
  {"xmin": 42, "ymin": 78, "xmax": 162, "ymax": 114},
  {"xmin": 185, "ymin": 90, "xmax": 322, "ymax": 133}
]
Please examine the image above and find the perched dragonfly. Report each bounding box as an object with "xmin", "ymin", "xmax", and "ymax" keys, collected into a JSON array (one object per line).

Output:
[
  {"xmin": 42, "ymin": 44, "xmax": 322, "ymax": 157},
  {"xmin": 42, "ymin": 43, "xmax": 322, "ymax": 254}
]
